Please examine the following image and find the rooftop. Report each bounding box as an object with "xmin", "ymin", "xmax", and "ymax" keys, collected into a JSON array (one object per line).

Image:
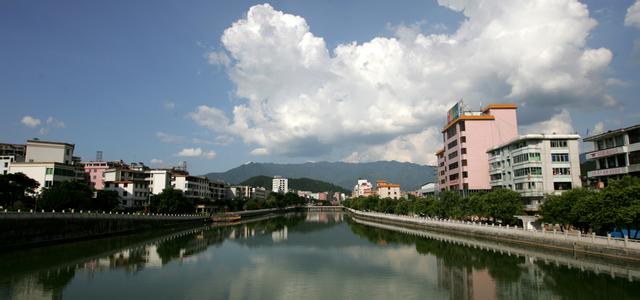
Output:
[
  {"xmin": 583, "ymin": 123, "xmax": 640, "ymax": 142},
  {"xmin": 486, "ymin": 133, "xmax": 581, "ymax": 152},
  {"xmin": 27, "ymin": 139, "xmax": 75, "ymax": 147}
]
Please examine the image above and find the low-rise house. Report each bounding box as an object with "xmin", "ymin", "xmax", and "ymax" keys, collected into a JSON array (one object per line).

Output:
[{"xmin": 375, "ymin": 180, "xmax": 401, "ymax": 199}]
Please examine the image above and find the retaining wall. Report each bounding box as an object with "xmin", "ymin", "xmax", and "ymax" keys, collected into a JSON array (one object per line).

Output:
[{"xmin": 0, "ymin": 211, "xmax": 208, "ymax": 249}]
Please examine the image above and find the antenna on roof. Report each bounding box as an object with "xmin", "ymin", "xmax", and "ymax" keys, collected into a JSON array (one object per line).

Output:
[{"xmin": 96, "ymin": 151, "xmax": 103, "ymax": 162}]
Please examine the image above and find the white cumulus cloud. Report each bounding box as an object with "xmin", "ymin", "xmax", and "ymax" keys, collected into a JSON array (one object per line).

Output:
[
  {"xmin": 46, "ymin": 116, "xmax": 65, "ymax": 128},
  {"xmin": 521, "ymin": 109, "xmax": 575, "ymax": 135},
  {"xmin": 175, "ymin": 147, "xmax": 217, "ymax": 159},
  {"xmin": 21, "ymin": 116, "xmax": 41, "ymax": 128},
  {"xmin": 626, "ymin": 0, "xmax": 640, "ymax": 28},
  {"xmin": 150, "ymin": 158, "xmax": 164, "ymax": 164},
  {"xmin": 193, "ymin": 2, "xmax": 614, "ymax": 162}
]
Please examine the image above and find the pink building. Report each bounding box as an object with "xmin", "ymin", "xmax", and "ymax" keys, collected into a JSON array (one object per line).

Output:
[
  {"xmin": 82, "ymin": 160, "xmax": 123, "ymax": 190},
  {"xmin": 436, "ymin": 103, "xmax": 518, "ymax": 193}
]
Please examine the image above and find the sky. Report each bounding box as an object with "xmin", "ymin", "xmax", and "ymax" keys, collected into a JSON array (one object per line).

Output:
[{"xmin": 2, "ymin": 0, "xmax": 640, "ymax": 175}]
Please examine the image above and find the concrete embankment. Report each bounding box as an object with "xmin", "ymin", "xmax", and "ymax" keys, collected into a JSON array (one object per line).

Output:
[
  {"xmin": 347, "ymin": 208, "xmax": 640, "ymax": 262},
  {"xmin": 0, "ymin": 212, "xmax": 209, "ymax": 250}
]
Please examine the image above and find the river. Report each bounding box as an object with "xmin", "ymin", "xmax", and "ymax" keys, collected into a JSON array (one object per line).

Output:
[{"xmin": 1, "ymin": 212, "xmax": 639, "ymax": 299}]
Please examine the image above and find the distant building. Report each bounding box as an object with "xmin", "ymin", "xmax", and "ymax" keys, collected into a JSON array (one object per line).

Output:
[
  {"xmin": 419, "ymin": 182, "xmax": 437, "ymax": 196},
  {"xmin": 487, "ymin": 134, "xmax": 582, "ymax": 211},
  {"xmin": 251, "ymin": 187, "xmax": 268, "ymax": 200},
  {"xmin": 82, "ymin": 160, "xmax": 125, "ymax": 190},
  {"xmin": 583, "ymin": 123, "xmax": 640, "ymax": 187},
  {"xmin": 375, "ymin": 180, "xmax": 401, "ymax": 199},
  {"xmin": 436, "ymin": 102, "xmax": 519, "ymax": 194},
  {"xmin": 147, "ymin": 169, "xmax": 175, "ymax": 195},
  {"xmin": 272, "ymin": 176, "xmax": 288, "ymax": 193},
  {"xmin": 352, "ymin": 179, "xmax": 373, "ymax": 197},
  {"xmin": 0, "ymin": 143, "xmax": 25, "ymax": 162},
  {"xmin": 104, "ymin": 167, "xmax": 149, "ymax": 208}
]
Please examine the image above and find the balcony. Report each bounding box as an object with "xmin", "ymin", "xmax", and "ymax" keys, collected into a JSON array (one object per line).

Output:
[
  {"xmin": 511, "ymin": 146, "xmax": 542, "ymax": 157},
  {"xmin": 585, "ymin": 145, "xmax": 627, "ymax": 160},
  {"xmin": 587, "ymin": 166, "xmax": 629, "ymax": 178}
]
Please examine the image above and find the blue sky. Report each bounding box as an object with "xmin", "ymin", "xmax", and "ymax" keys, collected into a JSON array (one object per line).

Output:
[{"xmin": 2, "ymin": 0, "xmax": 640, "ymax": 175}]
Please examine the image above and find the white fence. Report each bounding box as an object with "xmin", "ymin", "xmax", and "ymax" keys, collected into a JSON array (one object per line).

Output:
[
  {"xmin": 0, "ymin": 209, "xmax": 207, "ymax": 220},
  {"xmin": 346, "ymin": 208, "xmax": 640, "ymax": 251}
]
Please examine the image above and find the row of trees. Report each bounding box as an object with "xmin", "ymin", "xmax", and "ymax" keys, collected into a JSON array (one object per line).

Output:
[
  {"xmin": 540, "ymin": 176, "xmax": 640, "ymax": 236},
  {"xmin": 214, "ymin": 192, "xmax": 306, "ymax": 212},
  {"xmin": 343, "ymin": 189, "xmax": 524, "ymax": 225}
]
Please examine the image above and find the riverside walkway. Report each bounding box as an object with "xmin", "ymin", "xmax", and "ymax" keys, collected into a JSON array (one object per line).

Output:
[{"xmin": 347, "ymin": 208, "xmax": 640, "ymax": 261}]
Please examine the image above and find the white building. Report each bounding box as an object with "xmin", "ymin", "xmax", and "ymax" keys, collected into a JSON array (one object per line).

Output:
[
  {"xmin": 209, "ymin": 180, "xmax": 227, "ymax": 201},
  {"xmin": 147, "ymin": 169, "xmax": 174, "ymax": 195},
  {"xmin": 104, "ymin": 168, "xmax": 150, "ymax": 208},
  {"xmin": 8, "ymin": 162, "xmax": 79, "ymax": 192},
  {"xmin": 419, "ymin": 182, "xmax": 437, "ymax": 196},
  {"xmin": 583, "ymin": 123, "xmax": 640, "ymax": 187},
  {"xmin": 25, "ymin": 140, "xmax": 75, "ymax": 164},
  {"xmin": 172, "ymin": 174, "xmax": 211, "ymax": 200},
  {"xmin": 487, "ymin": 134, "xmax": 582, "ymax": 211},
  {"xmin": 272, "ymin": 176, "xmax": 288, "ymax": 193},
  {"xmin": 251, "ymin": 187, "xmax": 268, "ymax": 200},
  {"xmin": 375, "ymin": 180, "xmax": 401, "ymax": 199},
  {"xmin": 1, "ymin": 155, "xmax": 16, "ymax": 175},
  {"xmin": 352, "ymin": 179, "xmax": 373, "ymax": 197}
]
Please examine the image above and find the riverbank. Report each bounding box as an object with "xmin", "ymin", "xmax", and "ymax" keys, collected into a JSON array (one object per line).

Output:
[{"xmin": 346, "ymin": 208, "xmax": 640, "ymax": 262}]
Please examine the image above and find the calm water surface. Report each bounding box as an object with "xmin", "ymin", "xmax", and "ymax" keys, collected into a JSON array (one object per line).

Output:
[{"xmin": 1, "ymin": 212, "xmax": 640, "ymax": 299}]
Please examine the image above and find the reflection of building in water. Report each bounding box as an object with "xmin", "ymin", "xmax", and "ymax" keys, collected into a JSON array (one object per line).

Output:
[
  {"xmin": 437, "ymin": 259, "xmax": 496, "ymax": 300},
  {"xmin": 437, "ymin": 256, "xmax": 555, "ymax": 299},
  {"xmin": 305, "ymin": 212, "xmax": 344, "ymax": 223},
  {"xmin": 271, "ymin": 226, "xmax": 288, "ymax": 242}
]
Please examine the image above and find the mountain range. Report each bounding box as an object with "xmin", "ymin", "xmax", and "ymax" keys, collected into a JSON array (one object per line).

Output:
[
  {"xmin": 204, "ymin": 161, "xmax": 436, "ymax": 191},
  {"xmin": 240, "ymin": 176, "xmax": 351, "ymax": 194}
]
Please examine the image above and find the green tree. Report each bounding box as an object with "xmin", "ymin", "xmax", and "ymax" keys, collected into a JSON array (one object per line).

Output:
[
  {"xmin": 437, "ymin": 191, "xmax": 463, "ymax": 219},
  {"xmin": 92, "ymin": 190, "xmax": 120, "ymax": 211},
  {"xmin": 38, "ymin": 181, "xmax": 92, "ymax": 211},
  {"xmin": 150, "ymin": 188, "xmax": 194, "ymax": 214},
  {"xmin": 599, "ymin": 176, "xmax": 640, "ymax": 238},
  {"xmin": 394, "ymin": 200, "xmax": 410, "ymax": 215},
  {"xmin": 0, "ymin": 172, "xmax": 39, "ymax": 209},
  {"xmin": 484, "ymin": 189, "xmax": 523, "ymax": 225}
]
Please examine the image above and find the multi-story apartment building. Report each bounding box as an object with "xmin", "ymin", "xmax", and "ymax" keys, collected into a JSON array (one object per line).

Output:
[
  {"xmin": 0, "ymin": 143, "xmax": 26, "ymax": 162},
  {"xmin": 487, "ymin": 134, "xmax": 582, "ymax": 210},
  {"xmin": 172, "ymin": 174, "xmax": 211, "ymax": 200},
  {"xmin": 104, "ymin": 167, "xmax": 150, "ymax": 208},
  {"xmin": 436, "ymin": 103, "xmax": 519, "ymax": 194},
  {"xmin": 352, "ymin": 179, "xmax": 373, "ymax": 197},
  {"xmin": 208, "ymin": 180, "xmax": 227, "ymax": 201},
  {"xmin": 251, "ymin": 187, "xmax": 268, "ymax": 200},
  {"xmin": 8, "ymin": 140, "xmax": 82, "ymax": 192},
  {"xmin": 583, "ymin": 124, "xmax": 640, "ymax": 187},
  {"xmin": 375, "ymin": 180, "xmax": 401, "ymax": 199},
  {"xmin": 272, "ymin": 176, "xmax": 288, "ymax": 193},
  {"xmin": 146, "ymin": 169, "xmax": 178, "ymax": 195}
]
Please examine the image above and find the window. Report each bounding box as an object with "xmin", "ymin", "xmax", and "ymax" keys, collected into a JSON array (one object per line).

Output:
[
  {"xmin": 551, "ymin": 153, "xmax": 569, "ymax": 162},
  {"xmin": 46, "ymin": 168, "xmax": 54, "ymax": 175},
  {"xmin": 448, "ymin": 140, "xmax": 458, "ymax": 150},
  {"xmin": 462, "ymin": 172, "xmax": 468, "ymax": 178},
  {"xmin": 123, "ymin": 191, "xmax": 128, "ymax": 196},
  {"xmin": 554, "ymin": 182, "xmax": 572, "ymax": 190},
  {"xmin": 462, "ymin": 159, "xmax": 467, "ymax": 166},
  {"xmin": 449, "ymin": 162, "xmax": 459, "ymax": 170},
  {"xmin": 597, "ymin": 140, "xmax": 605, "ymax": 150},
  {"xmin": 515, "ymin": 183, "xmax": 524, "ymax": 190},
  {"xmin": 490, "ymin": 174, "xmax": 502, "ymax": 181},
  {"xmin": 550, "ymin": 140, "xmax": 567, "ymax": 148},
  {"xmin": 553, "ymin": 168, "xmax": 571, "ymax": 175},
  {"xmin": 529, "ymin": 153, "xmax": 541, "ymax": 161},
  {"xmin": 460, "ymin": 136, "xmax": 466, "ymax": 143},
  {"xmin": 449, "ymin": 173, "xmax": 459, "ymax": 181},
  {"xmin": 124, "ymin": 183, "xmax": 128, "ymax": 188},
  {"xmin": 514, "ymin": 167, "xmax": 542, "ymax": 177},
  {"xmin": 66, "ymin": 149, "xmax": 70, "ymax": 155},
  {"xmin": 615, "ymin": 135, "xmax": 624, "ymax": 147},
  {"xmin": 629, "ymin": 129, "xmax": 640, "ymax": 144},
  {"xmin": 45, "ymin": 181, "xmax": 53, "ymax": 187},
  {"xmin": 459, "ymin": 121, "xmax": 465, "ymax": 131},
  {"xmin": 630, "ymin": 151, "xmax": 640, "ymax": 165},
  {"xmin": 461, "ymin": 148, "xmax": 467, "ymax": 155},
  {"xmin": 446, "ymin": 126, "xmax": 457, "ymax": 139},
  {"xmin": 448, "ymin": 151, "xmax": 458, "ymax": 159}
]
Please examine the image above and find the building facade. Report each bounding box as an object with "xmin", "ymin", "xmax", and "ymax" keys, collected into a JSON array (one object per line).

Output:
[
  {"xmin": 82, "ymin": 160, "xmax": 124, "ymax": 190},
  {"xmin": 172, "ymin": 174, "xmax": 211, "ymax": 200},
  {"xmin": 208, "ymin": 180, "xmax": 227, "ymax": 201},
  {"xmin": 8, "ymin": 162, "xmax": 80, "ymax": 192},
  {"xmin": 1, "ymin": 155, "xmax": 16, "ymax": 175},
  {"xmin": 487, "ymin": 134, "xmax": 582, "ymax": 210},
  {"xmin": 436, "ymin": 103, "xmax": 519, "ymax": 194},
  {"xmin": 25, "ymin": 140, "xmax": 75, "ymax": 164},
  {"xmin": 352, "ymin": 179, "xmax": 373, "ymax": 197},
  {"xmin": 272, "ymin": 176, "xmax": 288, "ymax": 193},
  {"xmin": 375, "ymin": 180, "xmax": 401, "ymax": 199},
  {"xmin": 583, "ymin": 124, "xmax": 640, "ymax": 187},
  {"xmin": 104, "ymin": 167, "xmax": 150, "ymax": 208}
]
